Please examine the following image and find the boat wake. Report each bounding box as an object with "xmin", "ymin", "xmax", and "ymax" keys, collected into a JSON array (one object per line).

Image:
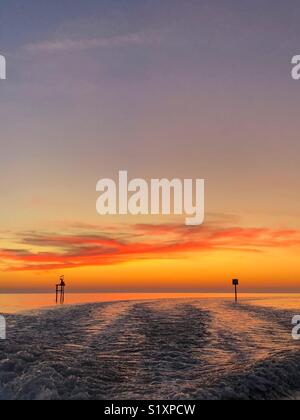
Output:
[{"xmin": 0, "ymin": 298, "xmax": 299, "ymax": 400}]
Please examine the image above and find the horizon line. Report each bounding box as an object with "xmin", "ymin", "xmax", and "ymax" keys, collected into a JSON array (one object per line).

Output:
[{"xmin": 1, "ymin": 289, "xmax": 300, "ymax": 295}]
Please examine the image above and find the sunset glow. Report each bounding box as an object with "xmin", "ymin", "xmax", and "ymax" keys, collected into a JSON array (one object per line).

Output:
[{"xmin": 1, "ymin": 0, "xmax": 300, "ymax": 292}]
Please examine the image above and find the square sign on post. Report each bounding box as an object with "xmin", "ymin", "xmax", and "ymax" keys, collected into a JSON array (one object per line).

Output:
[{"xmin": 232, "ymin": 279, "xmax": 239, "ymax": 302}]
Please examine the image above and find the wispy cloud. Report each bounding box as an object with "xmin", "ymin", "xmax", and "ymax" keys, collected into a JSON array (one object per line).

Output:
[
  {"xmin": 1, "ymin": 223, "xmax": 300, "ymax": 272},
  {"xmin": 24, "ymin": 32, "xmax": 158, "ymax": 54}
]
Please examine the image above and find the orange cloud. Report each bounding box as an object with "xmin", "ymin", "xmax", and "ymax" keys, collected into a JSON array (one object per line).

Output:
[{"xmin": 1, "ymin": 224, "xmax": 300, "ymax": 272}]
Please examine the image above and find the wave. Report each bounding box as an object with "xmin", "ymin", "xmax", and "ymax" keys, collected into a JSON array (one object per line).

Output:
[{"xmin": 0, "ymin": 299, "xmax": 299, "ymax": 400}]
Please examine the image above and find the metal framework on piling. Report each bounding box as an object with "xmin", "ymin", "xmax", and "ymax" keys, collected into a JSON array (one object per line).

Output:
[{"xmin": 56, "ymin": 275, "xmax": 65, "ymax": 304}]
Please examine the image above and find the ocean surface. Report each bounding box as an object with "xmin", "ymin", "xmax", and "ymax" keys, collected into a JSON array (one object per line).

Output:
[
  {"xmin": 1, "ymin": 292, "xmax": 300, "ymax": 314},
  {"xmin": 0, "ymin": 294, "xmax": 300, "ymax": 400}
]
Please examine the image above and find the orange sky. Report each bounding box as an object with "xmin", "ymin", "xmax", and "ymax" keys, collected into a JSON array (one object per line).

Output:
[{"xmin": 1, "ymin": 215, "xmax": 300, "ymax": 292}]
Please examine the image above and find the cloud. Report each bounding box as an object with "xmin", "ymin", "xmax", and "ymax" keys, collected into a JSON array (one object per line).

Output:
[
  {"xmin": 1, "ymin": 223, "xmax": 300, "ymax": 272},
  {"xmin": 24, "ymin": 33, "xmax": 158, "ymax": 54}
]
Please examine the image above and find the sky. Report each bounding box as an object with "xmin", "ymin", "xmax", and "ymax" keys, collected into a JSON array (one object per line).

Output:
[{"xmin": 0, "ymin": 0, "xmax": 300, "ymax": 292}]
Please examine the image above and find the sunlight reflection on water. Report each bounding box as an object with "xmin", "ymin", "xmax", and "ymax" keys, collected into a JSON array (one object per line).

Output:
[{"xmin": 1, "ymin": 293, "xmax": 300, "ymax": 313}]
